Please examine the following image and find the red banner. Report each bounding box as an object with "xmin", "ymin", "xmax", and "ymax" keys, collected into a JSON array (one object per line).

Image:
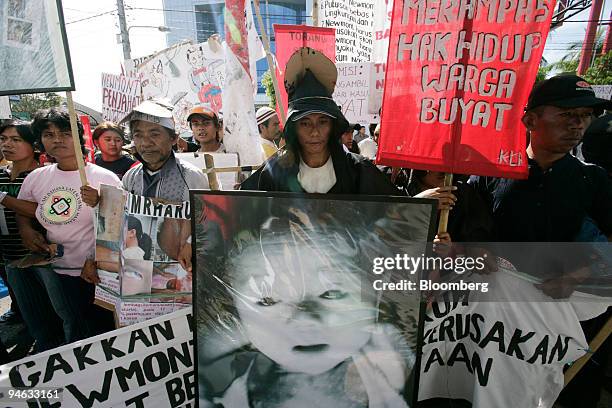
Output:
[
  {"xmin": 80, "ymin": 115, "xmax": 95, "ymax": 163},
  {"xmin": 378, "ymin": 1, "xmax": 556, "ymax": 178},
  {"xmin": 273, "ymin": 25, "xmax": 335, "ymax": 120},
  {"xmin": 225, "ymin": 0, "xmax": 250, "ymax": 75}
]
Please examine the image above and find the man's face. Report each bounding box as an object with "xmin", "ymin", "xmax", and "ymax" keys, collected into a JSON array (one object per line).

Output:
[
  {"xmin": 524, "ymin": 106, "xmax": 594, "ymax": 154},
  {"xmin": 358, "ymin": 127, "xmax": 365, "ymax": 135},
  {"xmin": 341, "ymin": 131, "xmax": 352, "ymax": 148},
  {"xmin": 296, "ymin": 113, "xmax": 332, "ymax": 157},
  {"xmin": 190, "ymin": 115, "xmax": 217, "ymax": 145},
  {"xmin": 261, "ymin": 116, "xmax": 281, "ymax": 141},
  {"xmin": 41, "ymin": 123, "xmax": 76, "ymax": 161},
  {"xmin": 131, "ymin": 120, "xmax": 176, "ymax": 171},
  {"xmin": 97, "ymin": 130, "xmax": 123, "ymax": 160}
]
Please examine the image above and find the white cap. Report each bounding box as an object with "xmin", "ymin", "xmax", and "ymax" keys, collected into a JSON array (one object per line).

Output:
[
  {"xmin": 121, "ymin": 100, "xmax": 175, "ymax": 132},
  {"xmin": 256, "ymin": 106, "xmax": 277, "ymax": 125}
]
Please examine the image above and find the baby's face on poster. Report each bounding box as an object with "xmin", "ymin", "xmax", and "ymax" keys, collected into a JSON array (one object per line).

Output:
[{"xmin": 232, "ymin": 241, "xmax": 376, "ymax": 375}]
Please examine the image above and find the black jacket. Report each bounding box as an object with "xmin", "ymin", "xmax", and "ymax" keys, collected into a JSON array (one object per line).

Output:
[{"xmin": 241, "ymin": 147, "xmax": 401, "ymax": 196}]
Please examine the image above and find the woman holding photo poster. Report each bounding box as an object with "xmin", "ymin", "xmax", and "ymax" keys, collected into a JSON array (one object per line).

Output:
[
  {"xmin": 196, "ymin": 205, "xmax": 423, "ymax": 407},
  {"xmin": 240, "ymin": 48, "xmax": 399, "ymax": 196}
]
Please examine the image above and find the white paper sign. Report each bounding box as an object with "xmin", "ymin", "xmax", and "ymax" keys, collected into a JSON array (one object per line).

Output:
[
  {"xmin": 0, "ymin": 308, "xmax": 195, "ymax": 407},
  {"xmin": 333, "ymin": 63, "xmax": 379, "ymax": 124},
  {"xmin": 318, "ymin": 0, "xmax": 376, "ymax": 63}
]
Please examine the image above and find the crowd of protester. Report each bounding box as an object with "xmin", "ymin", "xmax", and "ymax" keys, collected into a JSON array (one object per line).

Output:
[{"xmin": 0, "ymin": 56, "xmax": 610, "ymax": 405}]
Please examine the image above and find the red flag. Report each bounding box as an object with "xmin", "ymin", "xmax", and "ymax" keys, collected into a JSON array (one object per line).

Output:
[
  {"xmin": 225, "ymin": 0, "xmax": 250, "ymax": 75},
  {"xmin": 273, "ymin": 25, "xmax": 335, "ymax": 118},
  {"xmin": 80, "ymin": 115, "xmax": 95, "ymax": 163},
  {"xmin": 378, "ymin": 1, "xmax": 556, "ymax": 178}
]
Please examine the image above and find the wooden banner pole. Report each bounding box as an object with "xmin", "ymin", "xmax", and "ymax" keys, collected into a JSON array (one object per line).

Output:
[
  {"xmin": 66, "ymin": 91, "xmax": 88, "ymax": 186},
  {"xmin": 204, "ymin": 154, "xmax": 221, "ymax": 190},
  {"xmin": 312, "ymin": 0, "xmax": 319, "ymax": 26},
  {"xmin": 564, "ymin": 315, "xmax": 612, "ymax": 386},
  {"xmin": 437, "ymin": 173, "xmax": 454, "ymax": 234},
  {"xmin": 253, "ymin": 0, "xmax": 287, "ymax": 124}
]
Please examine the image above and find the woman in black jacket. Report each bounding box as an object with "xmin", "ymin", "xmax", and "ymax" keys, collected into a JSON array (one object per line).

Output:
[{"xmin": 241, "ymin": 48, "xmax": 399, "ymax": 196}]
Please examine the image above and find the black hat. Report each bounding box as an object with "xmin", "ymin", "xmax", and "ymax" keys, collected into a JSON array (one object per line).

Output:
[
  {"xmin": 284, "ymin": 47, "xmax": 348, "ymax": 130},
  {"xmin": 526, "ymin": 74, "xmax": 612, "ymax": 111}
]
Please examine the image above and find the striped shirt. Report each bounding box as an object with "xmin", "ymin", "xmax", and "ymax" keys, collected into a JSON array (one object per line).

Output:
[{"xmin": 0, "ymin": 167, "xmax": 34, "ymax": 265}]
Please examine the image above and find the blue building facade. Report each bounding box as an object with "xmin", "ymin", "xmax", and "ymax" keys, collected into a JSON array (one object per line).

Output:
[{"xmin": 162, "ymin": 0, "xmax": 308, "ymax": 104}]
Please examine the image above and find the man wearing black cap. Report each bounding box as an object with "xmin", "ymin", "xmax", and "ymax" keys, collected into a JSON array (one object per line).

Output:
[
  {"xmin": 470, "ymin": 74, "xmax": 612, "ymax": 408},
  {"xmin": 471, "ymin": 74, "xmax": 612, "ymax": 272},
  {"xmin": 241, "ymin": 48, "xmax": 398, "ymax": 195}
]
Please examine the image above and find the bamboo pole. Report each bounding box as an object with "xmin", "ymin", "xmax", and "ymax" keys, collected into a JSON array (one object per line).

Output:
[
  {"xmin": 66, "ymin": 91, "xmax": 88, "ymax": 186},
  {"xmin": 253, "ymin": 0, "xmax": 287, "ymax": 124},
  {"xmin": 564, "ymin": 315, "xmax": 612, "ymax": 386},
  {"xmin": 437, "ymin": 173, "xmax": 453, "ymax": 234},
  {"xmin": 312, "ymin": 0, "xmax": 319, "ymax": 26},
  {"xmin": 204, "ymin": 154, "xmax": 220, "ymax": 190}
]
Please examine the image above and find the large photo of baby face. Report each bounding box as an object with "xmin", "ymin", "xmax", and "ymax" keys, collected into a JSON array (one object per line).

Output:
[{"xmin": 193, "ymin": 192, "xmax": 436, "ymax": 407}]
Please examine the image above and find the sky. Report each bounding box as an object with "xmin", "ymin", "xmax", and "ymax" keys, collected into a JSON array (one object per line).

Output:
[{"xmin": 61, "ymin": 0, "xmax": 612, "ymax": 112}]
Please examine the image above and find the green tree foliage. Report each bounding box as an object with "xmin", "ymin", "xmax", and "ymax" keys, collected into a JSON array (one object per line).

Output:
[
  {"xmin": 10, "ymin": 93, "xmax": 63, "ymax": 119},
  {"xmin": 583, "ymin": 52, "xmax": 612, "ymax": 85},
  {"xmin": 261, "ymin": 70, "xmax": 276, "ymax": 108}
]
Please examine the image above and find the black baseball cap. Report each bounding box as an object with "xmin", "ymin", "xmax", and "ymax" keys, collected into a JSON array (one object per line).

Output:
[{"xmin": 526, "ymin": 74, "xmax": 612, "ymax": 112}]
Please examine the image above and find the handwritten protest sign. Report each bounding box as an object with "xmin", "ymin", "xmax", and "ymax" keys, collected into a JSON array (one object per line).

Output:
[
  {"xmin": 101, "ymin": 73, "xmax": 142, "ymax": 123},
  {"xmin": 273, "ymin": 25, "xmax": 336, "ymax": 118},
  {"xmin": 333, "ymin": 63, "xmax": 379, "ymax": 124},
  {"xmin": 0, "ymin": 308, "xmax": 195, "ymax": 407},
  {"xmin": 378, "ymin": 0, "xmax": 555, "ymax": 178},
  {"xmin": 317, "ymin": 0, "xmax": 375, "ymax": 62},
  {"xmin": 138, "ymin": 41, "xmax": 224, "ymax": 134}
]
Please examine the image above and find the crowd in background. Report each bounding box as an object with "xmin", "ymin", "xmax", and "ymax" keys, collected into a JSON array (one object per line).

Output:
[{"xmin": 0, "ymin": 69, "xmax": 610, "ymax": 406}]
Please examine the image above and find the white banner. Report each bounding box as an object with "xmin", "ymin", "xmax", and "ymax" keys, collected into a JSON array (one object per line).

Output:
[
  {"xmin": 0, "ymin": 96, "xmax": 11, "ymax": 119},
  {"xmin": 101, "ymin": 73, "xmax": 142, "ymax": 123},
  {"xmin": 592, "ymin": 85, "xmax": 612, "ymax": 101},
  {"xmin": 138, "ymin": 41, "xmax": 225, "ymax": 134},
  {"xmin": 318, "ymin": 0, "xmax": 375, "ymax": 63},
  {"xmin": 0, "ymin": 308, "xmax": 195, "ymax": 407},
  {"xmin": 368, "ymin": 0, "xmax": 393, "ymax": 115},
  {"xmin": 418, "ymin": 263, "xmax": 609, "ymax": 407},
  {"xmin": 333, "ymin": 63, "xmax": 379, "ymax": 124}
]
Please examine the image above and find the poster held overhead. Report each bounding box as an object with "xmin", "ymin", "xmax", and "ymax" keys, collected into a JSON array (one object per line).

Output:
[
  {"xmin": 378, "ymin": 1, "xmax": 556, "ymax": 178},
  {"xmin": 0, "ymin": 0, "xmax": 74, "ymax": 95},
  {"xmin": 273, "ymin": 24, "xmax": 335, "ymax": 120}
]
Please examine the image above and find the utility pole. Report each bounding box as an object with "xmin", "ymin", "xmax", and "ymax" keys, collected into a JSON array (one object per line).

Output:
[
  {"xmin": 117, "ymin": 0, "xmax": 131, "ymax": 60},
  {"xmin": 577, "ymin": 0, "xmax": 604, "ymax": 75}
]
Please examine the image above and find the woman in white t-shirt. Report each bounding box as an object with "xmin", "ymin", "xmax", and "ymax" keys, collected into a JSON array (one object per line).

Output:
[{"xmin": 7, "ymin": 108, "xmax": 121, "ymax": 352}]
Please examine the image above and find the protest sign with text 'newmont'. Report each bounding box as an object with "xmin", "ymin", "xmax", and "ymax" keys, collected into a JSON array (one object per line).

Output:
[
  {"xmin": 378, "ymin": 1, "xmax": 556, "ymax": 178},
  {"xmin": 0, "ymin": 308, "xmax": 195, "ymax": 407}
]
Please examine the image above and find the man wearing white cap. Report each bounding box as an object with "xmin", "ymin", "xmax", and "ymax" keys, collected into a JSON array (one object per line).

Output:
[
  {"xmin": 256, "ymin": 106, "xmax": 280, "ymax": 159},
  {"xmin": 120, "ymin": 100, "xmax": 208, "ymax": 202},
  {"xmin": 118, "ymin": 101, "xmax": 208, "ymax": 272}
]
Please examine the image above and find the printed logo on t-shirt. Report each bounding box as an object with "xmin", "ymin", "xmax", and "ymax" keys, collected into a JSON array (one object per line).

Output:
[{"xmin": 39, "ymin": 187, "xmax": 82, "ymax": 225}]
